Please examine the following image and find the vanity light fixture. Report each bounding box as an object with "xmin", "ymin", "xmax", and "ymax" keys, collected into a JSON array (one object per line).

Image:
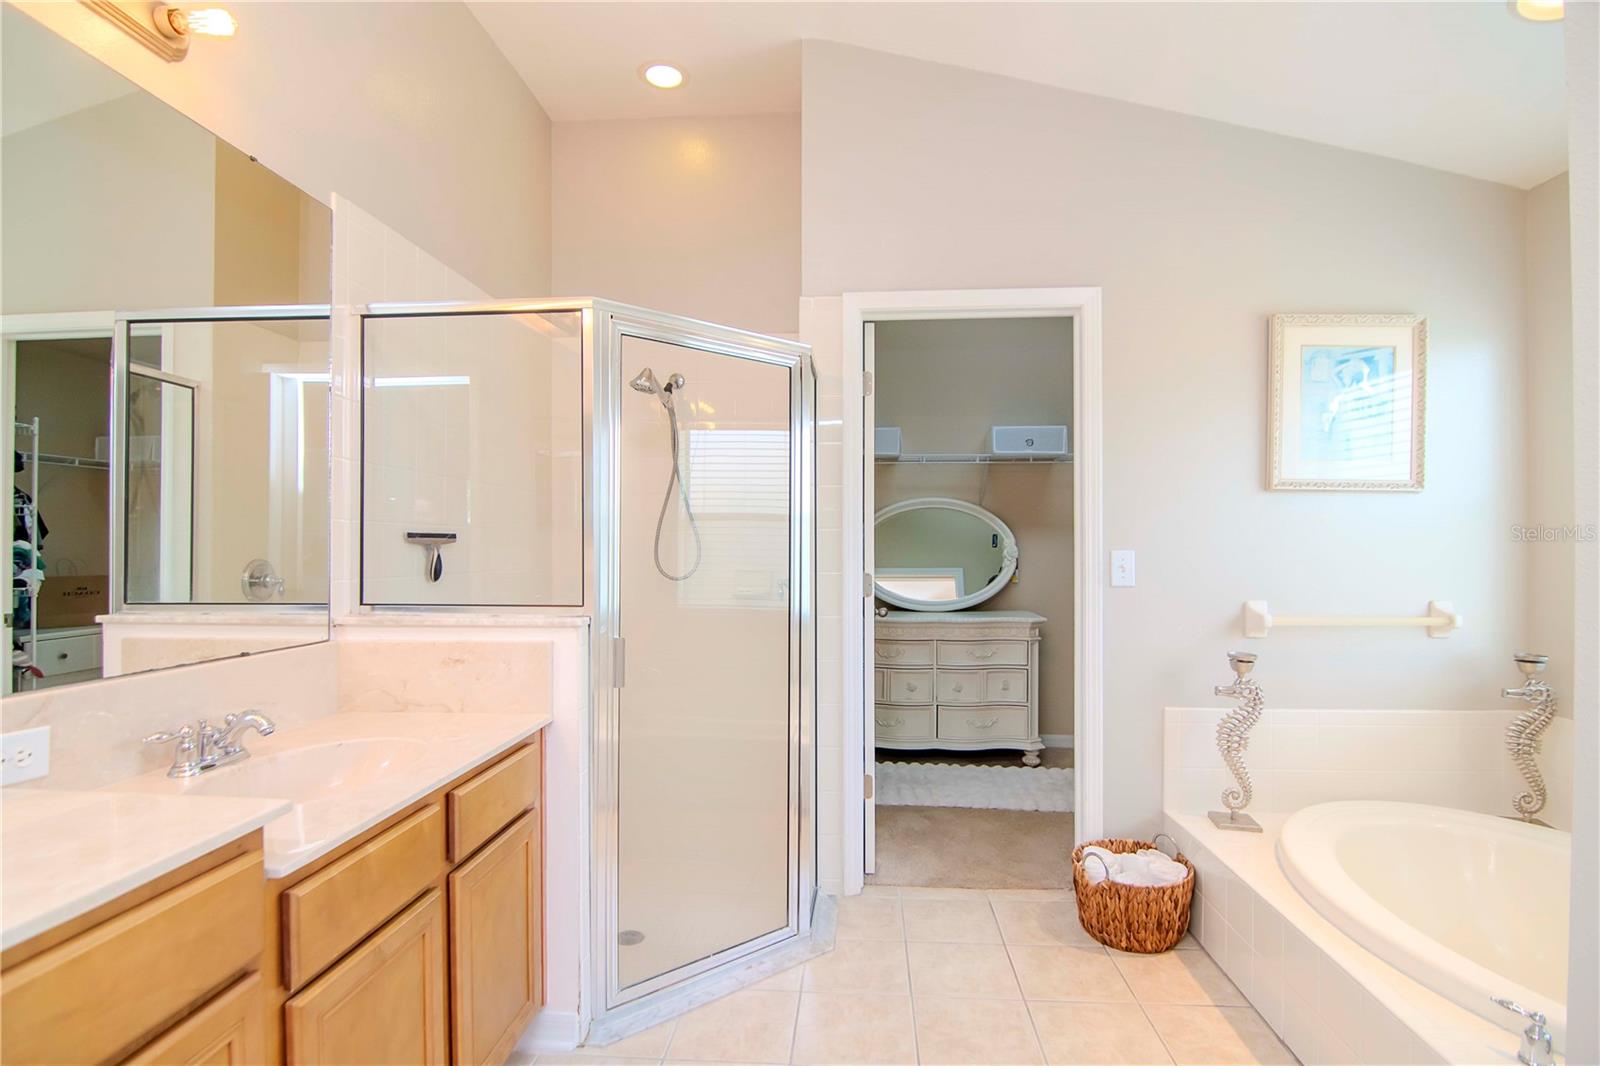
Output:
[
  {"xmin": 83, "ymin": 2, "xmax": 237, "ymax": 62},
  {"xmin": 640, "ymin": 63, "xmax": 687, "ymax": 90},
  {"xmin": 1510, "ymin": 0, "xmax": 1563, "ymax": 20}
]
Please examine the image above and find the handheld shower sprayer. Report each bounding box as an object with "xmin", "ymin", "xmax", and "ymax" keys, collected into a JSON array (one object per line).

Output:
[
  {"xmin": 1209, "ymin": 651, "xmax": 1265, "ymax": 833},
  {"xmin": 631, "ymin": 367, "xmax": 702, "ymax": 581}
]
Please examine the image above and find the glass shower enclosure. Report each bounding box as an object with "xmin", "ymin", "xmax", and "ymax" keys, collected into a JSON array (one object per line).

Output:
[{"xmin": 357, "ymin": 299, "xmax": 815, "ymax": 1027}]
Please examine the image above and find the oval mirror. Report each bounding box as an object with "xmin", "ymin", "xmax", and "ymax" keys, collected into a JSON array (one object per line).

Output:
[{"xmin": 873, "ymin": 497, "xmax": 1018, "ymax": 612}]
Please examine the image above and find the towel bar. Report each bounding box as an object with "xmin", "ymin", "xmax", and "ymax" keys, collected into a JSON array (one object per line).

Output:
[{"xmin": 1242, "ymin": 600, "xmax": 1461, "ymax": 639}]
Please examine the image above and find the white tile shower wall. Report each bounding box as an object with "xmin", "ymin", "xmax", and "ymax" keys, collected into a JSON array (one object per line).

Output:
[
  {"xmin": 0, "ymin": 640, "xmax": 337, "ymax": 790},
  {"xmin": 1161, "ymin": 706, "xmax": 1561, "ymax": 824},
  {"xmin": 800, "ymin": 296, "xmax": 845, "ymax": 897},
  {"xmin": 329, "ymin": 195, "xmax": 490, "ymax": 618}
]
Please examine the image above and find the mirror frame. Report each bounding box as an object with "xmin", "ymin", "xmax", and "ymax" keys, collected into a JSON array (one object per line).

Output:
[{"xmin": 873, "ymin": 496, "xmax": 1018, "ymax": 612}]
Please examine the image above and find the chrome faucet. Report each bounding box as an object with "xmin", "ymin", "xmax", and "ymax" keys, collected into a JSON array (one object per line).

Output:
[
  {"xmin": 144, "ymin": 711, "xmax": 276, "ymax": 778},
  {"xmin": 1492, "ymin": 997, "xmax": 1555, "ymax": 1066}
]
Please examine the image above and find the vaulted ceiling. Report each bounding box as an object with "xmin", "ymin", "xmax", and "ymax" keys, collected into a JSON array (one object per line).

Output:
[{"xmin": 468, "ymin": 1, "xmax": 1567, "ymax": 189}]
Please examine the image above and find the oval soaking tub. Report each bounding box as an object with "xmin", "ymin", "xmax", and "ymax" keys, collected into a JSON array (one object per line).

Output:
[{"xmin": 1278, "ymin": 801, "xmax": 1569, "ymax": 1044}]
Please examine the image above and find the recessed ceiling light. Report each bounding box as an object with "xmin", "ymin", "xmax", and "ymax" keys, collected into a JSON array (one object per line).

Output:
[
  {"xmin": 641, "ymin": 63, "xmax": 686, "ymax": 90},
  {"xmin": 1511, "ymin": 0, "xmax": 1563, "ymax": 21}
]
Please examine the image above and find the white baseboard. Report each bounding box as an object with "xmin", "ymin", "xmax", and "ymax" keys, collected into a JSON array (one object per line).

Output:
[
  {"xmin": 1041, "ymin": 734, "xmax": 1075, "ymax": 749},
  {"xmin": 515, "ymin": 1009, "xmax": 582, "ymax": 1053}
]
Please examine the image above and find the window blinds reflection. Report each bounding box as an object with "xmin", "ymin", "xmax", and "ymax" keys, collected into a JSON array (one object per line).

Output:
[{"xmin": 680, "ymin": 428, "xmax": 789, "ymax": 608}]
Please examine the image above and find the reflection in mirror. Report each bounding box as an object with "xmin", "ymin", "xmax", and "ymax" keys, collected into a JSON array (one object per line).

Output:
[
  {"xmin": 874, "ymin": 497, "xmax": 1018, "ymax": 612},
  {"xmin": 2, "ymin": 6, "xmax": 332, "ymax": 693}
]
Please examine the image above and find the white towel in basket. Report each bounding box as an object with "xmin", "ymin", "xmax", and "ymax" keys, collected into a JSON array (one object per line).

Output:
[{"xmin": 1081, "ymin": 846, "xmax": 1187, "ymax": 887}]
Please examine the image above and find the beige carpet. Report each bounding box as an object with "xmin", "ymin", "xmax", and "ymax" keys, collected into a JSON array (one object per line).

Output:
[
  {"xmin": 869, "ymin": 806, "xmax": 1075, "ymax": 889},
  {"xmin": 876, "ymin": 747, "xmax": 1075, "ymax": 770}
]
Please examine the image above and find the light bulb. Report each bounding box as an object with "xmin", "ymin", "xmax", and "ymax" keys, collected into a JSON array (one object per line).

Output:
[
  {"xmin": 183, "ymin": 7, "xmax": 238, "ymax": 37},
  {"xmin": 1512, "ymin": 0, "xmax": 1563, "ymax": 21},
  {"xmin": 641, "ymin": 63, "xmax": 686, "ymax": 90}
]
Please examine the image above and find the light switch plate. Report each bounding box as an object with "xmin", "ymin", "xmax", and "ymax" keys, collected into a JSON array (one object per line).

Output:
[
  {"xmin": 1, "ymin": 726, "xmax": 50, "ymax": 785},
  {"xmin": 1110, "ymin": 550, "xmax": 1136, "ymax": 588}
]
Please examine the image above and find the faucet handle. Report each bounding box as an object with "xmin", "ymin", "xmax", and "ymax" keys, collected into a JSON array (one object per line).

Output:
[
  {"xmin": 142, "ymin": 725, "xmax": 195, "ymax": 746},
  {"xmin": 1492, "ymin": 997, "xmax": 1554, "ymax": 1066},
  {"xmin": 1492, "ymin": 997, "xmax": 1546, "ymax": 1025}
]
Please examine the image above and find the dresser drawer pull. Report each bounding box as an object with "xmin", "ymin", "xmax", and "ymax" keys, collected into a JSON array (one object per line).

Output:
[
  {"xmin": 967, "ymin": 716, "xmax": 1000, "ymax": 730},
  {"xmin": 951, "ymin": 682, "xmax": 965, "ymax": 693},
  {"xmin": 999, "ymin": 680, "xmax": 1011, "ymax": 692},
  {"xmin": 906, "ymin": 682, "xmax": 918, "ymax": 692},
  {"xmin": 878, "ymin": 647, "xmax": 903, "ymax": 659},
  {"xmin": 876, "ymin": 715, "xmax": 905, "ymax": 728},
  {"xmin": 968, "ymin": 649, "xmax": 997, "ymax": 660}
]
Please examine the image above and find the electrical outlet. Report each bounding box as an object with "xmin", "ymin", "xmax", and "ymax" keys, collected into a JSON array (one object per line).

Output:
[
  {"xmin": 1111, "ymin": 550, "xmax": 1136, "ymax": 588},
  {"xmin": 1, "ymin": 726, "xmax": 50, "ymax": 785}
]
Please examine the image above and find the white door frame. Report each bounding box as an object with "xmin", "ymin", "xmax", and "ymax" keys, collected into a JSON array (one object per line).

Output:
[{"xmin": 840, "ymin": 287, "xmax": 1104, "ymax": 894}]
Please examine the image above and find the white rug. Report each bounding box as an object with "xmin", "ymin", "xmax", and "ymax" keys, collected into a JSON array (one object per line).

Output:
[{"xmin": 876, "ymin": 761, "xmax": 1075, "ymax": 812}]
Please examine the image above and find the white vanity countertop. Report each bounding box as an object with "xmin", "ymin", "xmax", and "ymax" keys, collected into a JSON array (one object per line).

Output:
[
  {"xmin": 0, "ymin": 788, "xmax": 291, "ymax": 951},
  {"xmin": 880, "ymin": 610, "xmax": 1046, "ymax": 623},
  {"xmin": 111, "ymin": 711, "xmax": 551, "ymax": 879}
]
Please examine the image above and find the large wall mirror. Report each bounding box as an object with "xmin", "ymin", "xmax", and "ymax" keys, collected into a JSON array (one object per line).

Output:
[
  {"xmin": 873, "ymin": 497, "xmax": 1018, "ymax": 611},
  {"xmin": 2, "ymin": 6, "xmax": 332, "ymax": 694}
]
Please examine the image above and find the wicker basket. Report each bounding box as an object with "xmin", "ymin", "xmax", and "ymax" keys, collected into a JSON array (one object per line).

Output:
[{"xmin": 1071, "ymin": 835, "xmax": 1195, "ymax": 954}]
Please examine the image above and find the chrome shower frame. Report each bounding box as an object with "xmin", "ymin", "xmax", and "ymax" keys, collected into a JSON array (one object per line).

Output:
[{"xmin": 356, "ymin": 298, "xmax": 816, "ymax": 1037}]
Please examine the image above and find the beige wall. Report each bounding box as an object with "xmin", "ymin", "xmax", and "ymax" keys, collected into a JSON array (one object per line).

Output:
[
  {"xmin": 1523, "ymin": 174, "xmax": 1574, "ymax": 709},
  {"xmin": 552, "ymin": 114, "xmax": 800, "ymax": 334},
  {"xmin": 804, "ymin": 41, "xmax": 1535, "ymax": 836},
  {"xmin": 874, "ymin": 317, "xmax": 1076, "ymax": 735},
  {"xmin": 12, "ymin": 0, "xmax": 551, "ymax": 297}
]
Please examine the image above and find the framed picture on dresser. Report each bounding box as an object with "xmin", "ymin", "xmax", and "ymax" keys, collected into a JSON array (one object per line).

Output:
[{"xmin": 1268, "ymin": 313, "xmax": 1427, "ymax": 492}]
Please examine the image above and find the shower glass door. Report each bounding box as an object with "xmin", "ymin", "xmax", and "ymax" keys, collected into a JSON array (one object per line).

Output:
[{"xmin": 611, "ymin": 326, "xmax": 803, "ymax": 999}]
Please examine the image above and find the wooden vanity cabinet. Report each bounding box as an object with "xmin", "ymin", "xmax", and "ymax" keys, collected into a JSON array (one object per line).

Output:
[{"xmin": 268, "ymin": 734, "xmax": 544, "ymax": 1066}]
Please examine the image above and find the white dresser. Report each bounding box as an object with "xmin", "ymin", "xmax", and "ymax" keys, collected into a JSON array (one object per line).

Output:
[{"xmin": 873, "ymin": 610, "xmax": 1045, "ymax": 765}]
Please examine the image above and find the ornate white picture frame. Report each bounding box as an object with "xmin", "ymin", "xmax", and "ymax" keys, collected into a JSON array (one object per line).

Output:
[{"xmin": 1268, "ymin": 313, "xmax": 1426, "ymax": 491}]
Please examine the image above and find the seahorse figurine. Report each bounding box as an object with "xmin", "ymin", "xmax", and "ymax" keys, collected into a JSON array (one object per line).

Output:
[
  {"xmin": 1502, "ymin": 653, "xmax": 1557, "ymax": 824},
  {"xmin": 1209, "ymin": 652, "xmax": 1265, "ymax": 833}
]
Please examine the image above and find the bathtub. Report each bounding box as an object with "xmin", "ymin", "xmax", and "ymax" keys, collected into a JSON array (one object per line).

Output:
[{"xmin": 1278, "ymin": 801, "xmax": 1570, "ymax": 1045}]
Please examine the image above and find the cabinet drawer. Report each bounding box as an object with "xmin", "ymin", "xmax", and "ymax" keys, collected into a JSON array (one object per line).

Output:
[
  {"xmin": 285, "ymin": 890, "xmax": 449, "ymax": 1066},
  {"xmin": 938, "ymin": 705, "xmax": 1029, "ymax": 742},
  {"xmin": 874, "ymin": 705, "xmax": 935, "ymax": 741},
  {"xmin": 882, "ymin": 669, "xmax": 933, "ymax": 706},
  {"xmin": 283, "ymin": 804, "xmax": 445, "ymax": 991},
  {"xmin": 448, "ymin": 739, "xmax": 541, "ymax": 863},
  {"xmin": 983, "ymin": 669, "xmax": 1029, "ymax": 704},
  {"xmin": 26, "ymin": 632, "xmax": 101, "ymax": 677},
  {"xmin": 874, "ymin": 640, "xmax": 934, "ymax": 667},
  {"xmin": 937, "ymin": 641, "xmax": 1028, "ymax": 668},
  {"xmin": 0, "ymin": 851, "xmax": 263, "ymax": 1066},
  {"xmin": 873, "ymin": 669, "xmax": 888, "ymax": 702},
  {"xmin": 935, "ymin": 672, "xmax": 981, "ymax": 704},
  {"xmin": 450, "ymin": 811, "xmax": 542, "ymax": 1065},
  {"xmin": 125, "ymin": 973, "xmax": 264, "ymax": 1065}
]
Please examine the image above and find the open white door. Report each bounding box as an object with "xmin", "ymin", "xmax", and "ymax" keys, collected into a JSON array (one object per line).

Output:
[{"xmin": 863, "ymin": 321, "xmax": 877, "ymax": 875}]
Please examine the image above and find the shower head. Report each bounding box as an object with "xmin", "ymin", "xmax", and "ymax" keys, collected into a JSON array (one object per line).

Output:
[{"xmin": 629, "ymin": 368, "xmax": 686, "ymax": 406}]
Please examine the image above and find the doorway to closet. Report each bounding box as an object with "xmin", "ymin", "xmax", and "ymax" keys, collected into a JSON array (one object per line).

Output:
[{"xmin": 841, "ymin": 288, "xmax": 1104, "ymax": 895}]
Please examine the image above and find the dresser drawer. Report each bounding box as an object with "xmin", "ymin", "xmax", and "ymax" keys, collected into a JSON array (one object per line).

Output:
[
  {"xmin": 937, "ymin": 640, "xmax": 1029, "ymax": 668},
  {"xmin": 26, "ymin": 632, "xmax": 101, "ymax": 677},
  {"xmin": 283, "ymin": 804, "xmax": 445, "ymax": 991},
  {"xmin": 447, "ymin": 739, "xmax": 541, "ymax": 862},
  {"xmin": 935, "ymin": 672, "xmax": 981, "ymax": 704},
  {"xmin": 882, "ymin": 669, "xmax": 933, "ymax": 705},
  {"xmin": 873, "ymin": 669, "xmax": 888, "ymax": 702},
  {"xmin": 938, "ymin": 705, "xmax": 1029, "ymax": 742},
  {"xmin": 874, "ymin": 705, "xmax": 935, "ymax": 741},
  {"xmin": 0, "ymin": 852, "xmax": 263, "ymax": 1066},
  {"xmin": 983, "ymin": 669, "xmax": 1029, "ymax": 704},
  {"xmin": 874, "ymin": 640, "xmax": 935, "ymax": 667}
]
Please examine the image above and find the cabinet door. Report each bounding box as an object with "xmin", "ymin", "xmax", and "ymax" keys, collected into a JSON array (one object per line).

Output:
[
  {"xmin": 124, "ymin": 973, "xmax": 264, "ymax": 1066},
  {"xmin": 284, "ymin": 890, "xmax": 447, "ymax": 1066},
  {"xmin": 449, "ymin": 810, "xmax": 542, "ymax": 1066}
]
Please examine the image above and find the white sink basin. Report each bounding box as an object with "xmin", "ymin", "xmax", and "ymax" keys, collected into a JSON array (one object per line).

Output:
[
  {"xmin": 180, "ymin": 738, "xmax": 429, "ymax": 804},
  {"xmin": 110, "ymin": 712, "xmax": 547, "ymax": 877}
]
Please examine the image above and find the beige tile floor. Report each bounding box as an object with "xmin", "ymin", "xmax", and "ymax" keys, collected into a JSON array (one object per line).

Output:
[{"xmin": 524, "ymin": 887, "xmax": 1297, "ymax": 1066}]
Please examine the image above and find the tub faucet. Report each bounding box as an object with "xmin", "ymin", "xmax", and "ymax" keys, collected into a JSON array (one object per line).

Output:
[
  {"xmin": 1492, "ymin": 997, "xmax": 1555, "ymax": 1066},
  {"xmin": 1209, "ymin": 652, "xmax": 1264, "ymax": 833},
  {"xmin": 1501, "ymin": 654, "xmax": 1557, "ymax": 824}
]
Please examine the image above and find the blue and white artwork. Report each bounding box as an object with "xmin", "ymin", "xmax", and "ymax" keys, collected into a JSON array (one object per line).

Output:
[{"xmin": 1297, "ymin": 344, "xmax": 1401, "ymax": 473}]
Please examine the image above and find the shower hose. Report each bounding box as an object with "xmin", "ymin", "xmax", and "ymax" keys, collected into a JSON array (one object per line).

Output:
[{"xmin": 652, "ymin": 397, "xmax": 702, "ymax": 581}]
